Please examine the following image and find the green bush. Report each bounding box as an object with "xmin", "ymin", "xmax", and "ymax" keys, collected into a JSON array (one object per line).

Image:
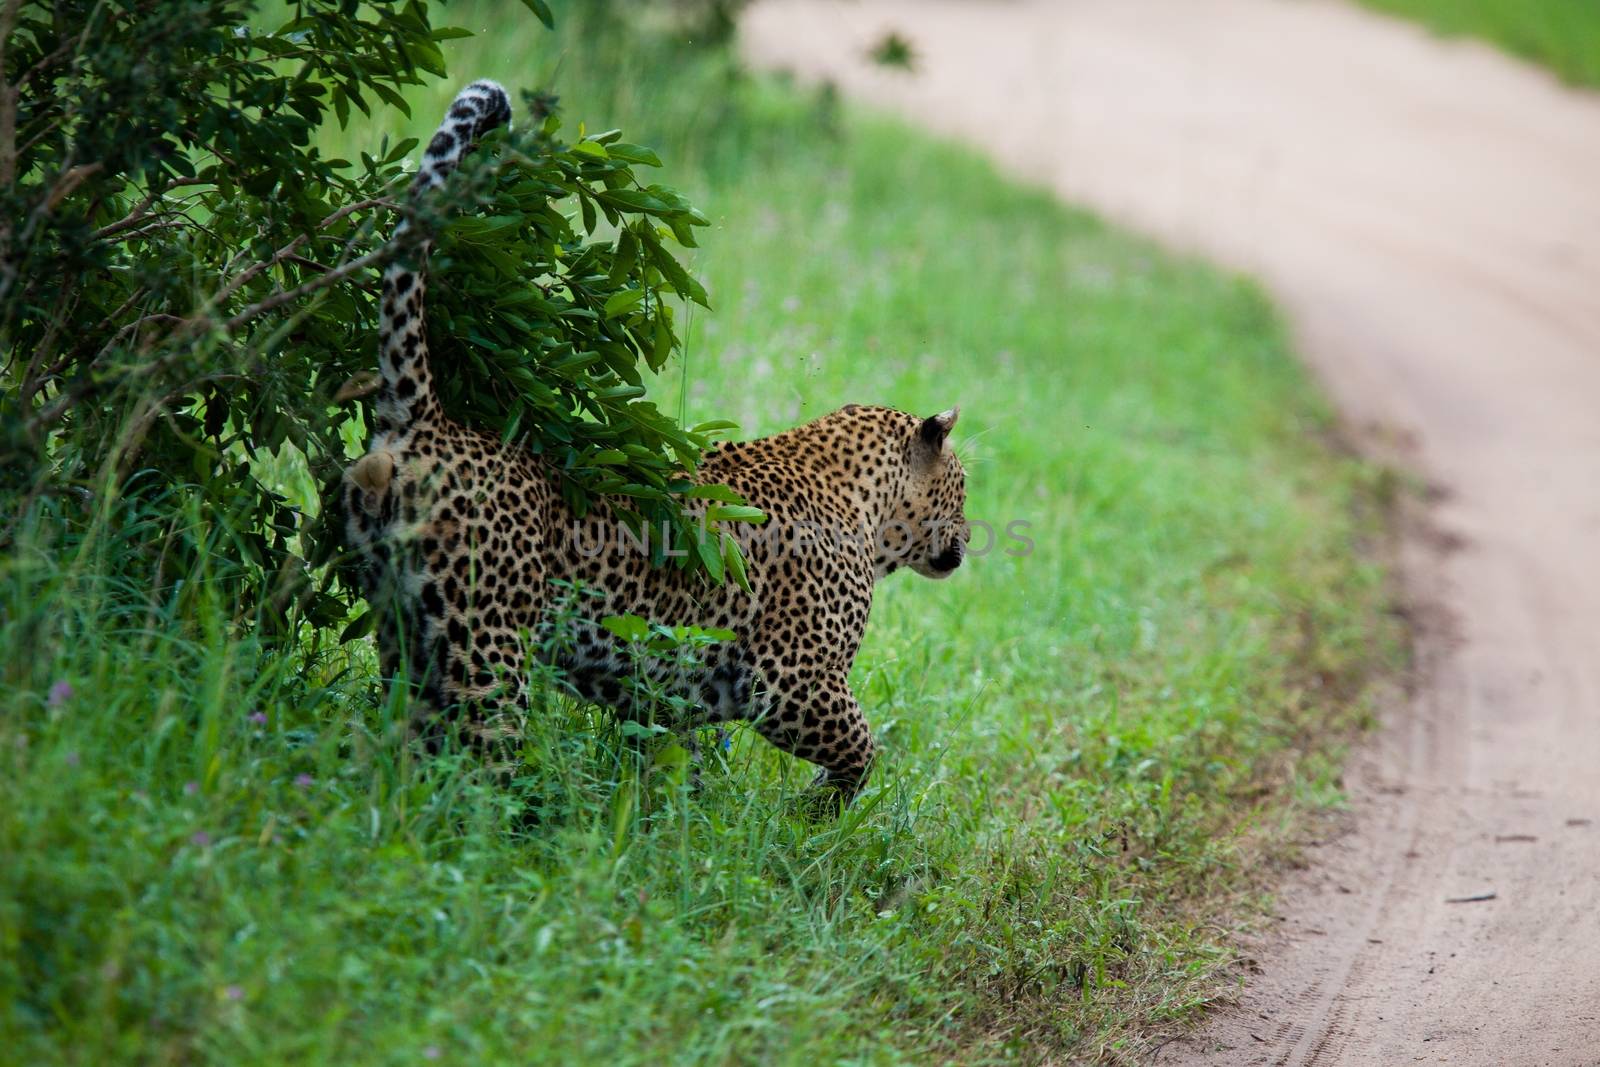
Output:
[{"xmin": 0, "ymin": 0, "xmax": 717, "ymax": 639}]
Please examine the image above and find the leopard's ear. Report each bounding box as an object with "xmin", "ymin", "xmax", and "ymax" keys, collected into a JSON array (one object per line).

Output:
[{"xmin": 919, "ymin": 407, "xmax": 959, "ymax": 450}]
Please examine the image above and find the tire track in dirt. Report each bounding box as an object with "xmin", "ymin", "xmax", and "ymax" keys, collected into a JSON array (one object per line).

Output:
[{"xmin": 741, "ymin": 3, "xmax": 1600, "ymax": 1063}]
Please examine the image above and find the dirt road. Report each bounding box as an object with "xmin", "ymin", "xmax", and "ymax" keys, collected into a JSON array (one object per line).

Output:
[{"xmin": 741, "ymin": 2, "xmax": 1600, "ymax": 1063}]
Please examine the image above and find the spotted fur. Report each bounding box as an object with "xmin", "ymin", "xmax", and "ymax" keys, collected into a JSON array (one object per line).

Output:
[{"xmin": 343, "ymin": 82, "xmax": 970, "ymax": 806}]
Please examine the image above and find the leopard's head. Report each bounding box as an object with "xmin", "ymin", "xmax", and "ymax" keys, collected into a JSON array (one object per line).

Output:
[{"xmin": 886, "ymin": 408, "xmax": 969, "ymax": 580}]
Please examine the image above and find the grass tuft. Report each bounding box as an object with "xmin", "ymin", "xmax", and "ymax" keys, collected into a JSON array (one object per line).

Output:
[{"xmin": 1357, "ymin": 0, "xmax": 1600, "ymax": 88}]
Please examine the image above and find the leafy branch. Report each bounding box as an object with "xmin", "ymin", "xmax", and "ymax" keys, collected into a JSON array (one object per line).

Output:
[{"xmin": 1, "ymin": 0, "xmax": 731, "ymax": 641}]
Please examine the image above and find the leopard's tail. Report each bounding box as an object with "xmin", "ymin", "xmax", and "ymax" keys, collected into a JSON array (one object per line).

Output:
[{"xmin": 373, "ymin": 80, "xmax": 512, "ymax": 435}]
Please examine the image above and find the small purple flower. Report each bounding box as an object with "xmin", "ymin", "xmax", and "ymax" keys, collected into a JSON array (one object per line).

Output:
[
  {"xmin": 183, "ymin": 780, "xmax": 199, "ymax": 796},
  {"xmin": 224, "ymin": 984, "xmax": 244, "ymax": 1001},
  {"xmin": 65, "ymin": 750, "xmax": 80, "ymax": 767},
  {"xmin": 248, "ymin": 711, "xmax": 268, "ymax": 726},
  {"xmin": 47, "ymin": 680, "xmax": 73, "ymax": 708},
  {"xmin": 190, "ymin": 830, "xmax": 212, "ymax": 848},
  {"xmin": 423, "ymin": 1047, "xmax": 441, "ymax": 1061},
  {"xmin": 294, "ymin": 773, "xmax": 315, "ymax": 789}
]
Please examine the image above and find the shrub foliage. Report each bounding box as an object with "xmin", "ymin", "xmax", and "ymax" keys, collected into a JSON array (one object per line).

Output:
[{"xmin": 0, "ymin": 0, "xmax": 721, "ymax": 637}]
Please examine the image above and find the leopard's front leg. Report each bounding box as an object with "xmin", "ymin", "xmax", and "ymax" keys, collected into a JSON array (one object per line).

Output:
[{"xmin": 753, "ymin": 666, "xmax": 876, "ymax": 811}]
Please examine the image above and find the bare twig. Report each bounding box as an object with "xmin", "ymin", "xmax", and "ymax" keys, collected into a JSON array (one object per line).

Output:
[
  {"xmin": 101, "ymin": 220, "xmax": 188, "ymax": 244},
  {"xmin": 18, "ymin": 284, "xmax": 82, "ymax": 402},
  {"xmin": 0, "ymin": 0, "xmax": 23, "ymax": 191},
  {"xmin": 284, "ymin": 253, "xmax": 334, "ymax": 274},
  {"xmin": 25, "ymin": 336, "xmax": 200, "ymax": 440},
  {"xmin": 209, "ymin": 195, "xmax": 395, "ymax": 310},
  {"xmin": 221, "ymin": 244, "xmax": 394, "ymax": 332},
  {"xmin": 318, "ymin": 196, "xmax": 394, "ymax": 231},
  {"xmin": 15, "ymin": 38, "xmax": 77, "ymax": 90},
  {"xmin": 0, "ymin": 0, "xmax": 26, "ymax": 294},
  {"xmin": 95, "ymin": 313, "xmax": 190, "ymax": 358},
  {"xmin": 93, "ymin": 177, "xmax": 208, "ymax": 240},
  {"xmin": 212, "ymin": 233, "xmax": 310, "ymax": 306},
  {"xmin": 42, "ymin": 161, "xmax": 104, "ymax": 210},
  {"xmin": 21, "ymin": 185, "xmax": 404, "ymax": 441},
  {"xmin": 44, "ymin": 285, "xmax": 151, "ymax": 378},
  {"xmin": 1444, "ymin": 890, "xmax": 1497, "ymax": 904},
  {"xmin": 284, "ymin": 253, "xmax": 378, "ymax": 292}
]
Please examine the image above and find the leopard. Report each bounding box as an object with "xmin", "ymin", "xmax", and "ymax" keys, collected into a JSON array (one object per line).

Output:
[{"xmin": 341, "ymin": 80, "xmax": 970, "ymax": 807}]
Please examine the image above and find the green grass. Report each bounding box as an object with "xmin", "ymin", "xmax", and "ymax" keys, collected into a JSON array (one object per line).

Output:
[
  {"xmin": 1357, "ymin": 0, "xmax": 1600, "ymax": 88},
  {"xmin": 1, "ymin": 4, "xmax": 1396, "ymax": 1063}
]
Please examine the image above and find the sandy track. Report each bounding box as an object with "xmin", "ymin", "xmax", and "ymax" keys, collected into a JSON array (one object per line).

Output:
[{"xmin": 741, "ymin": 2, "xmax": 1600, "ymax": 1063}]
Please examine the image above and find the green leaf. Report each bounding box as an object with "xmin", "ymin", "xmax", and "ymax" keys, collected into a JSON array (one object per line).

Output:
[
  {"xmin": 690, "ymin": 419, "xmax": 741, "ymax": 435},
  {"xmin": 723, "ymin": 534, "xmax": 753, "ymax": 594},
  {"xmin": 654, "ymin": 742, "xmax": 691, "ymax": 770},
  {"xmin": 518, "ymin": 0, "xmax": 555, "ymax": 29},
  {"xmin": 669, "ymin": 216, "xmax": 699, "ymax": 248},
  {"xmin": 450, "ymin": 215, "xmax": 523, "ymax": 238},
  {"xmin": 570, "ymin": 140, "xmax": 610, "ymax": 160},
  {"xmin": 601, "ymin": 614, "xmax": 650, "ymax": 643},
  {"xmin": 369, "ymin": 81, "xmax": 411, "ymax": 117},
  {"xmin": 639, "ymin": 226, "xmax": 710, "ymax": 307},
  {"xmin": 381, "ymin": 136, "xmax": 419, "ymax": 165},
  {"xmin": 410, "ymin": 39, "xmax": 448, "ymax": 77},
  {"xmin": 602, "ymin": 289, "xmax": 644, "ymax": 319},
  {"xmin": 695, "ymin": 532, "xmax": 725, "ymax": 584},
  {"xmin": 683, "ymin": 484, "xmax": 745, "ymax": 503},
  {"xmin": 606, "ymin": 142, "xmax": 663, "ymax": 167},
  {"xmin": 706, "ymin": 505, "xmax": 767, "ymax": 524},
  {"xmin": 608, "ymin": 228, "xmax": 639, "ymax": 285},
  {"xmin": 338, "ymin": 611, "xmax": 375, "ymax": 643},
  {"xmin": 597, "ymin": 188, "xmax": 672, "ymax": 215}
]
